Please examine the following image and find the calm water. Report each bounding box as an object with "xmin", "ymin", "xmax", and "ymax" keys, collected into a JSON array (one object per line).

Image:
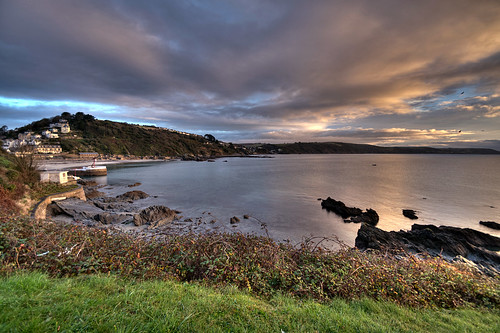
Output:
[{"xmin": 102, "ymin": 155, "xmax": 500, "ymax": 245}]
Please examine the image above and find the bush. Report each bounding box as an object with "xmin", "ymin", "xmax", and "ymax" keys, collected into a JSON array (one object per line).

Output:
[
  {"xmin": 0, "ymin": 216, "xmax": 498, "ymax": 309},
  {"xmin": 9, "ymin": 150, "xmax": 39, "ymax": 186}
]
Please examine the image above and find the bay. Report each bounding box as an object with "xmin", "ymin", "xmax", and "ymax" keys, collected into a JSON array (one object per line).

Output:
[{"xmin": 102, "ymin": 154, "xmax": 500, "ymax": 246}]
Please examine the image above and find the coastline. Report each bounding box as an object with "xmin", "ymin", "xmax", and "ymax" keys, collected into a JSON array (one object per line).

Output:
[
  {"xmin": 37, "ymin": 155, "xmax": 500, "ymax": 276},
  {"xmin": 39, "ymin": 158, "xmax": 168, "ymax": 171}
]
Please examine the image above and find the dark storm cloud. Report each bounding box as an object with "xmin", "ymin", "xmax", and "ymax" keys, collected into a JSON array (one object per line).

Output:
[{"xmin": 0, "ymin": 0, "xmax": 499, "ymax": 146}]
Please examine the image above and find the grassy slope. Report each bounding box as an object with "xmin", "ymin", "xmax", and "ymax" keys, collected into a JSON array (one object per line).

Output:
[
  {"xmin": 11, "ymin": 112, "xmax": 240, "ymax": 157},
  {"xmin": 1, "ymin": 272, "xmax": 498, "ymax": 333}
]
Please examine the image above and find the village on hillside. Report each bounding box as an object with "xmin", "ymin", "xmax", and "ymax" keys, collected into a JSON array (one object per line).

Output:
[{"xmin": 1, "ymin": 119, "xmax": 70, "ymax": 156}]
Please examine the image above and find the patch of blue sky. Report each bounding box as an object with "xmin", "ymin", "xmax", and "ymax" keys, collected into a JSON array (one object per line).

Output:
[
  {"xmin": 242, "ymin": 92, "xmax": 277, "ymax": 106},
  {"xmin": 406, "ymin": 85, "xmax": 479, "ymax": 112},
  {"xmin": 0, "ymin": 96, "xmax": 118, "ymax": 113}
]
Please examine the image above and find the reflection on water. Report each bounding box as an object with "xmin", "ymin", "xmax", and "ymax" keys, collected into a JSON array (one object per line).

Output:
[{"xmin": 105, "ymin": 155, "xmax": 500, "ymax": 245}]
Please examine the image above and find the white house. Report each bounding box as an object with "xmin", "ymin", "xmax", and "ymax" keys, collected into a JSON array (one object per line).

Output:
[
  {"xmin": 40, "ymin": 171, "xmax": 68, "ymax": 184},
  {"xmin": 36, "ymin": 145, "xmax": 62, "ymax": 154},
  {"xmin": 2, "ymin": 139, "xmax": 15, "ymax": 152},
  {"xmin": 60, "ymin": 123, "xmax": 71, "ymax": 133},
  {"xmin": 42, "ymin": 130, "xmax": 59, "ymax": 139},
  {"xmin": 49, "ymin": 120, "xmax": 71, "ymax": 134}
]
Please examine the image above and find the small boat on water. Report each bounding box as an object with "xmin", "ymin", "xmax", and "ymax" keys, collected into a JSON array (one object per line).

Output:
[{"xmin": 70, "ymin": 159, "xmax": 107, "ymax": 176}]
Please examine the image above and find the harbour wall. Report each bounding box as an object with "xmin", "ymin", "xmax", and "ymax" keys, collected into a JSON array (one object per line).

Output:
[{"xmin": 31, "ymin": 186, "xmax": 86, "ymax": 220}]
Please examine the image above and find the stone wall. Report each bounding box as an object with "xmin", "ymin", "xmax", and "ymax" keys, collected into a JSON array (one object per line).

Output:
[{"xmin": 31, "ymin": 186, "xmax": 86, "ymax": 220}]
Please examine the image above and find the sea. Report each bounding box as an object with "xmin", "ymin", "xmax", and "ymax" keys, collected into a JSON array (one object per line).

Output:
[{"xmin": 99, "ymin": 154, "xmax": 500, "ymax": 246}]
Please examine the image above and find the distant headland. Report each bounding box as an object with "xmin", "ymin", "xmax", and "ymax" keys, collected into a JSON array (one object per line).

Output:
[{"xmin": 1, "ymin": 113, "xmax": 498, "ymax": 158}]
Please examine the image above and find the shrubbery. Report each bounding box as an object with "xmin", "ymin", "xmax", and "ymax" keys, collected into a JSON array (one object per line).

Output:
[{"xmin": 1, "ymin": 215, "xmax": 498, "ymax": 309}]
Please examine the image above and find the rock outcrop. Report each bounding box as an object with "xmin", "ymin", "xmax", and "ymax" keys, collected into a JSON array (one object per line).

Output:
[
  {"xmin": 321, "ymin": 197, "xmax": 379, "ymax": 225},
  {"xmin": 116, "ymin": 190, "xmax": 149, "ymax": 201},
  {"xmin": 402, "ymin": 209, "xmax": 418, "ymax": 219},
  {"xmin": 94, "ymin": 212, "xmax": 130, "ymax": 225},
  {"xmin": 51, "ymin": 198, "xmax": 104, "ymax": 220},
  {"xmin": 133, "ymin": 205, "xmax": 178, "ymax": 229},
  {"xmin": 480, "ymin": 221, "xmax": 500, "ymax": 230},
  {"xmin": 355, "ymin": 223, "xmax": 500, "ymax": 274}
]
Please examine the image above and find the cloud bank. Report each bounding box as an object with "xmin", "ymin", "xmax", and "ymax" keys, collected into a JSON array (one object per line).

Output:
[{"xmin": 0, "ymin": 0, "xmax": 499, "ymax": 148}]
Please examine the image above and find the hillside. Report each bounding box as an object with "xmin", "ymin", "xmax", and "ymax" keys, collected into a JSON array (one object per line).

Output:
[
  {"xmin": 11, "ymin": 112, "xmax": 243, "ymax": 157},
  {"xmin": 251, "ymin": 142, "xmax": 500, "ymax": 155}
]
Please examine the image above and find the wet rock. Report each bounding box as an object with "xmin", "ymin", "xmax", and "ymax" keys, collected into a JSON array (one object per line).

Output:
[
  {"xmin": 479, "ymin": 221, "xmax": 500, "ymax": 230},
  {"xmin": 321, "ymin": 197, "xmax": 378, "ymax": 225},
  {"xmin": 230, "ymin": 216, "xmax": 240, "ymax": 224},
  {"xmin": 116, "ymin": 190, "xmax": 149, "ymax": 201},
  {"xmin": 344, "ymin": 209, "xmax": 379, "ymax": 225},
  {"xmin": 84, "ymin": 188, "xmax": 106, "ymax": 199},
  {"xmin": 91, "ymin": 200, "xmax": 131, "ymax": 212},
  {"xmin": 77, "ymin": 179, "xmax": 98, "ymax": 186},
  {"xmin": 355, "ymin": 223, "xmax": 500, "ymax": 275},
  {"xmin": 94, "ymin": 212, "xmax": 129, "ymax": 225},
  {"xmin": 321, "ymin": 197, "xmax": 362, "ymax": 218},
  {"xmin": 243, "ymin": 214, "xmax": 250, "ymax": 219},
  {"xmin": 133, "ymin": 205, "xmax": 178, "ymax": 228},
  {"xmin": 403, "ymin": 209, "xmax": 418, "ymax": 220},
  {"xmin": 127, "ymin": 182, "xmax": 142, "ymax": 188}
]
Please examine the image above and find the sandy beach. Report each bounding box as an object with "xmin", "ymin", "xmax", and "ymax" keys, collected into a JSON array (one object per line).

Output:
[{"xmin": 39, "ymin": 158, "xmax": 168, "ymax": 171}]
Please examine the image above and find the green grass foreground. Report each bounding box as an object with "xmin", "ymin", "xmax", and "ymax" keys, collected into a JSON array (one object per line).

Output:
[{"xmin": 1, "ymin": 272, "xmax": 499, "ymax": 333}]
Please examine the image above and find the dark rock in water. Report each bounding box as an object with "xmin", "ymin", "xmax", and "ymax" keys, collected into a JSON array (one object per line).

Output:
[
  {"xmin": 355, "ymin": 223, "xmax": 500, "ymax": 274},
  {"xmin": 133, "ymin": 205, "xmax": 178, "ymax": 228},
  {"xmin": 127, "ymin": 182, "xmax": 142, "ymax": 188},
  {"xmin": 230, "ymin": 216, "xmax": 240, "ymax": 224},
  {"xmin": 321, "ymin": 197, "xmax": 362, "ymax": 218},
  {"xmin": 116, "ymin": 190, "xmax": 149, "ymax": 201},
  {"xmin": 94, "ymin": 212, "xmax": 129, "ymax": 225},
  {"xmin": 403, "ymin": 209, "xmax": 418, "ymax": 219},
  {"xmin": 243, "ymin": 214, "xmax": 250, "ymax": 219},
  {"xmin": 345, "ymin": 208, "xmax": 378, "ymax": 225},
  {"xmin": 479, "ymin": 221, "xmax": 500, "ymax": 230},
  {"xmin": 344, "ymin": 209, "xmax": 379, "ymax": 225},
  {"xmin": 321, "ymin": 197, "xmax": 378, "ymax": 225}
]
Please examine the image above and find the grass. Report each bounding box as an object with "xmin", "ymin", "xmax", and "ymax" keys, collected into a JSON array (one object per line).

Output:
[
  {"xmin": 1, "ymin": 216, "xmax": 499, "ymax": 309},
  {"xmin": 1, "ymin": 272, "xmax": 499, "ymax": 332},
  {"xmin": 29, "ymin": 182, "xmax": 79, "ymax": 201}
]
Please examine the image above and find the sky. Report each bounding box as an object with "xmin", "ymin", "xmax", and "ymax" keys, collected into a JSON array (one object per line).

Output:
[{"xmin": 1, "ymin": 0, "xmax": 499, "ymax": 149}]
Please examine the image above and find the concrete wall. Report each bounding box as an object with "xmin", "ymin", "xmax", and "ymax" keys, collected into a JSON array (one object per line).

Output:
[{"xmin": 31, "ymin": 186, "xmax": 86, "ymax": 220}]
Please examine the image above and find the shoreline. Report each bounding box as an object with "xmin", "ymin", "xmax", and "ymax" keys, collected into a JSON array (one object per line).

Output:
[{"xmin": 38, "ymin": 158, "xmax": 168, "ymax": 171}]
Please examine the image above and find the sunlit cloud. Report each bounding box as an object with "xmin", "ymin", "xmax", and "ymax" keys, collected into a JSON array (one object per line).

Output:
[{"xmin": 0, "ymin": 0, "xmax": 499, "ymax": 148}]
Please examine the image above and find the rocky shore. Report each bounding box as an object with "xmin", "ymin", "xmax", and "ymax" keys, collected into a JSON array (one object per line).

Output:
[
  {"xmin": 46, "ymin": 182, "xmax": 500, "ymax": 276},
  {"xmin": 355, "ymin": 223, "xmax": 500, "ymax": 276},
  {"xmin": 46, "ymin": 179, "xmax": 265, "ymax": 239}
]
